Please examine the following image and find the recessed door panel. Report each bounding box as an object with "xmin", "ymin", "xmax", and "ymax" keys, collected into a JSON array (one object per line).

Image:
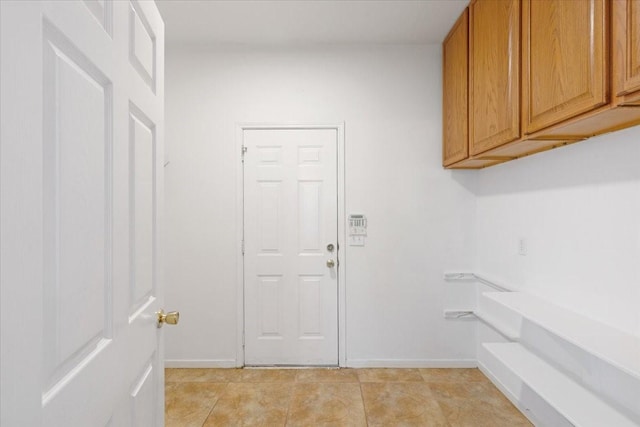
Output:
[
  {"xmin": 129, "ymin": 1, "xmax": 156, "ymax": 91},
  {"xmin": 470, "ymin": 0, "xmax": 520, "ymax": 154},
  {"xmin": 524, "ymin": 0, "xmax": 607, "ymax": 133},
  {"xmin": 442, "ymin": 9, "xmax": 469, "ymax": 166},
  {"xmin": 83, "ymin": 0, "xmax": 112, "ymax": 35},
  {"xmin": 298, "ymin": 146, "xmax": 321, "ymax": 164},
  {"xmin": 259, "ymin": 146, "xmax": 283, "ymax": 164},
  {"xmin": 129, "ymin": 108, "xmax": 155, "ymax": 314},
  {"xmin": 258, "ymin": 276, "xmax": 283, "ymax": 338},
  {"xmin": 299, "ymin": 276, "xmax": 322, "ymax": 337},
  {"xmin": 298, "ymin": 182, "xmax": 322, "ymax": 252},
  {"xmin": 614, "ymin": 0, "xmax": 640, "ymax": 99},
  {"xmin": 42, "ymin": 24, "xmax": 112, "ymax": 389},
  {"xmin": 130, "ymin": 358, "xmax": 156, "ymax": 427},
  {"xmin": 258, "ymin": 183, "xmax": 282, "ymax": 253}
]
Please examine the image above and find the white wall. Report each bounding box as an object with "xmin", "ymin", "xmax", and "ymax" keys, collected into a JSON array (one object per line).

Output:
[
  {"xmin": 472, "ymin": 126, "xmax": 640, "ymax": 337},
  {"xmin": 164, "ymin": 44, "xmax": 478, "ymax": 366}
]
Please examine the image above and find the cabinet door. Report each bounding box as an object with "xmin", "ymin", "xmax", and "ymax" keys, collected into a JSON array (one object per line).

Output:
[
  {"xmin": 614, "ymin": 0, "xmax": 640, "ymax": 99},
  {"xmin": 443, "ymin": 9, "xmax": 469, "ymax": 167},
  {"xmin": 524, "ymin": 0, "xmax": 608, "ymax": 134},
  {"xmin": 469, "ymin": 0, "xmax": 520, "ymax": 156}
]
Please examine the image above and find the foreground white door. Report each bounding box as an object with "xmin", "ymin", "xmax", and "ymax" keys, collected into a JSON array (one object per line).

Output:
[
  {"xmin": 243, "ymin": 128, "xmax": 339, "ymax": 366},
  {"xmin": 1, "ymin": 1, "xmax": 166, "ymax": 425}
]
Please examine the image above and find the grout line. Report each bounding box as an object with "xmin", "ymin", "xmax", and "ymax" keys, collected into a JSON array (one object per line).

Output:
[
  {"xmin": 283, "ymin": 381, "xmax": 295, "ymax": 426},
  {"xmin": 199, "ymin": 382, "xmax": 228, "ymax": 427},
  {"xmin": 358, "ymin": 380, "xmax": 370, "ymax": 427}
]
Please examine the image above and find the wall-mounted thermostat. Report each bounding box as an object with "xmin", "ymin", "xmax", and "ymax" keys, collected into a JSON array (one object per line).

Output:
[{"xmin": 348, "ymin": 214, "xmax": 367, "ymax": 246}]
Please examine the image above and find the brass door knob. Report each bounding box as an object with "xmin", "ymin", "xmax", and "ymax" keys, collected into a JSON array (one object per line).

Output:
[
  {"xmin": 326, "ymin": 259, "xmax": 336, "ymax": 268},
  {"xmin": 157, "ymin": 309, "xmax": 180, "ymax": 328}
]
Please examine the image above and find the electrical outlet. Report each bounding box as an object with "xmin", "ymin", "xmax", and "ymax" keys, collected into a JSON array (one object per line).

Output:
[{"xmin": 518, "ymin": 238, "xmax": 527, "ymax": 256}]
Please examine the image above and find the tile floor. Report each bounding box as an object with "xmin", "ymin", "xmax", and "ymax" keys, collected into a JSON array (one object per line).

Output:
[{"xmin": 165, "ymin": 367, "xmax": 532, "ymax": 426}]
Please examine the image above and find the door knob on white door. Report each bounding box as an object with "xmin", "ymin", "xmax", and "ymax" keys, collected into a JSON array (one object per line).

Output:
[
  {"xmin": 157, "ymin": 309, "xmax": 180, "ymax": 328},
  {"xmin": 326, "ymin": 259, "xmax": 336, "ymax": 268}
]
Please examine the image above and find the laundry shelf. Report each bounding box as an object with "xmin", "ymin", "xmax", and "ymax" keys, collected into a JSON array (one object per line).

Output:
[
  {"xmin": 482, "ymin": 342, "xmax": 638, "ymax": 427},
  {"xmin": 481, "ymin": 291, "xmax": 640, "ymax": 381}
]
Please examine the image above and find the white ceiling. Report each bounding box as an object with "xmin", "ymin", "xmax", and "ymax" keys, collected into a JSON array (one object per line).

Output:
[{"xmin": 156, "ymin": 0, "xmax": 468, "ymax": 46}]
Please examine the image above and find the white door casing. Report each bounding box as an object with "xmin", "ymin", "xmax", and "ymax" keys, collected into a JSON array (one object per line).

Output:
[
  {"xmin": 242, "ymin": 127, "xmax": 341, "ymax": 366},
  {"xmin": 0, "ymin": 1, "xmax": 165, "ymax": 425}
]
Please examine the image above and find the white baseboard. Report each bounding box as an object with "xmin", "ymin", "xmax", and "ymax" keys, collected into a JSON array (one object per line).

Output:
[
  {"xmin": 164, "ymin": 359, "xmax": 238, "ymax": 368},
  {"xmin": 165, "ymin": 358, "xmax": 478, "ymax": 369},
  {"xmin": 345, "ymin": 359, "xmax": 477, "ymax": 368}
]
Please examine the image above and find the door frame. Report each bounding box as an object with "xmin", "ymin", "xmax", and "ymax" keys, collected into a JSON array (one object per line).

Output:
[{"xmin": 234, "ymin": 123, "xmax": 346, "ymax": 367}]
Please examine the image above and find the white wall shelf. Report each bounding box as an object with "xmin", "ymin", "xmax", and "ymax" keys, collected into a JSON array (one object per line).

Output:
[
  {"xmin": 482, "ymin": 342, "xmax": 638, "ymax": 427},
  {"xmin": 483, "ymin": 292, "xmax": 640, "ymax": 381},
  {"xmin": 478, "ymin": 290, "xmax": 640, "ymax": 425}
]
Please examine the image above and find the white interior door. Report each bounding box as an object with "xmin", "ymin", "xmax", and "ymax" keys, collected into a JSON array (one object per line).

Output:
[
  {"xmin": 243, "ymin": 128, "xmax": 339, "ymax": 366},
  {"xmin": 0, "ymin": 1, "xmax": 166, "ymax": 425}
]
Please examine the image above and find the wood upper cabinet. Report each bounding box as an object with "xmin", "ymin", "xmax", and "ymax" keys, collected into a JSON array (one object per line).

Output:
[
  {"xmin": 442, "ymin": 0, "xmax": 640, "ymax": 169},
  {"xmin": 614, "ymin": 0, "xmax": 640, "ymax": 103},
  {"xmin": 469, "ymin": 0, "xmax": 520, "ymax": 156},
  {"xmin": 443, "ymin": 9, "xmax": 469, "ymax": 167},
  {"xmin": 523, "ymin": 0, "xmax": 608, "ymax": 134}
]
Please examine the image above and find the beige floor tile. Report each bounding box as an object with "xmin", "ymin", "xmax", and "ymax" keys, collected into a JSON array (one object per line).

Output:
[
  {"xmin": 428, "ymin": 380, "xmax": 509, "ymax": 406},
  {"xmin": 419, "ymin": 368, "xmax": 488, "ymax": 384},
  {"xmin": 286, "ymin": 383, "xmax": 366, "ymax": 426},
  {"xmin": 295, "ymin": 368, "xmax": 359, "ymax": 383},
  {"xmin": 361, "ymin": 382, "xmax": 448, "ymax": 426},
  {"xmin": 165, "ymin": 382, "xmax": 227, "ymax": 427},
  {"xmin": 356, "ymin": 368, "xmax": 424, "ymax": 382},
  {"xmin": 203, "ymin": 382, "xmax": 293, "ymax": 426},
  {"xmin": 240, "ymin": 368, "xmax": 298, "ymax": 383},
  {"xmin": 437, "ymin": 397, "xmax": 532, "ymax": 427},
  {"xmin": 429, "ymin": 381, "xmax": 532, "ymax": 427},
  {"xmin": 165, "ymin": 368, "xmax": 242, "ymax": 383}
]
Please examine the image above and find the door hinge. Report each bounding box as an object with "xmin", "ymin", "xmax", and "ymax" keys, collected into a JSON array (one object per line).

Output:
[
  {"xmin": 242, "ymin": 331, "xmax": 245, "ymax": 346},
  {"xmin": 241, "ymin": 145, "xmax": 247, "ymax": 161},
  {"xmin": 241, "ymin": 239, "xmax": 245, "ymax": 255}
]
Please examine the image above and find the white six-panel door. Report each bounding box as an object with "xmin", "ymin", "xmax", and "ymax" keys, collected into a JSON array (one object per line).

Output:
[
  {"xmin": 0, "ymin": 1, "xmax": 165, "ymax": 425},
  {"xmin": 243, "ymin": 128, "xmax": 339, "ymax": 366}
]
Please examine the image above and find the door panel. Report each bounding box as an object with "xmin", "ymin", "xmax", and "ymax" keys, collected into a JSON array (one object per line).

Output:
[
  {"xmin": 129, "ymin": 357, "xmax": 157, "ymax": 426},
  {"xmin": 614, "ymin": 0, "xmax": 640, "ymax": 99},
  {"xmin": 299, "ymin": 277, "xmax": 323, "ymax": 336},
  {"xmin": 83, "ymin": 0, "xmax": 113, "ymax": 35},
  {"xmin": 130, "ymin": 108, "xmax": 156, "ymax": 315},
  {"xmin": 469, "ymin": 0, "xmax": 520, "ymax": 155},
  {"xmin": 244, "ymin": 128, "xmax": 338, "ymax": 366},
  {"xmin": 42, "ymin": 19, "xmax": 113, "ymax": 391},
  {"xmin": 524, "ymin": 0, "xmax": 608, "ymax": 133},
  {"xmin": 130, "ymin": 0, "xmax": 156, "ymax": 91},
  {"xmin": 0, "ymin": 1, "xmax": 165, "ymax": 425},
  {"xmin": 442, "ymin": 9, "xmax": 468, "ymax": 166}
]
